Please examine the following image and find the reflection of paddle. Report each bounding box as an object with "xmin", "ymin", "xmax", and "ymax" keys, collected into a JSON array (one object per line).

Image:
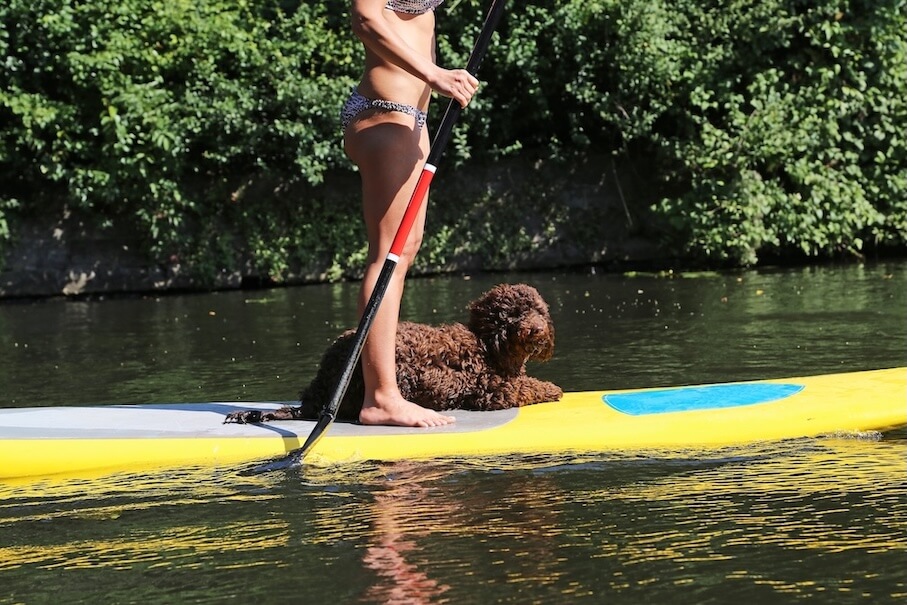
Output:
[{"xmin": 281, "ymin": 0, "xmax": 508, "ymax": 467}]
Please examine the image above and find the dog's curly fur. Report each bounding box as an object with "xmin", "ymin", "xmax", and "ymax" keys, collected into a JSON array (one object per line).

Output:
[{"xmin": 224, "ymin": 283, "xmax": 563, "ymax": 424}]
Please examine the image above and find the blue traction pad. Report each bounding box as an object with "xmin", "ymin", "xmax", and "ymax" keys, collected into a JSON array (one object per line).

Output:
[{"xmin": 603, "ymin": 383, "xmax": 805, "ymax": 416}]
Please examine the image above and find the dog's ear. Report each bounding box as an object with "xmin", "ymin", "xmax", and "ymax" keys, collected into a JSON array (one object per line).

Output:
[
  {"xmin": 468, "ymin": 285, "xmax": 517, "ymax": 370},
  {"xmin": 468, "ymin": 289, "xmax": 505, "ymax": 338}
]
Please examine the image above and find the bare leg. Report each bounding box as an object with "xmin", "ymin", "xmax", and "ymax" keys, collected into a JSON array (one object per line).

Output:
[{"xmin": 345, "ymin": 112, "xmax": 455, "ymax": 427}]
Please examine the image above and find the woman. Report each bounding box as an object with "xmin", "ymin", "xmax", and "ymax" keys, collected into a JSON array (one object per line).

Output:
[{"xmin": 342, "ymin": 0, "xmax": 479, "ymax": 427}]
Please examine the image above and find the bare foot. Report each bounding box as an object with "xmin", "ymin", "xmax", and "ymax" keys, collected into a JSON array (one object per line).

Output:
[{"xmin": 359, "ymin": 396, "xmax": 456, "ymax": 428}]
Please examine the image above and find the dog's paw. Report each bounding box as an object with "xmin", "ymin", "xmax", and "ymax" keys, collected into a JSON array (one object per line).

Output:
[
  {"xmin": 543, "ymin": 383, "xmax": 564, "ymax": 402},
  {"xmin": 223, "ymin": 410, "xmax": 266, "ymax": 424}
]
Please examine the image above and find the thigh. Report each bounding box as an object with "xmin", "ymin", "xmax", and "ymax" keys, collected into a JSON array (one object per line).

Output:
[{"xmin": 345, "ymin": 115, "xmax": 431, "ymax": 257}]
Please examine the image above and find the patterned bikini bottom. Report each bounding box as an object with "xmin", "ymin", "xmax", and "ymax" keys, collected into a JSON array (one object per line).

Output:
[{"xmin": 340, "ymin": 88, "xmax": 427, "ymax": 131}]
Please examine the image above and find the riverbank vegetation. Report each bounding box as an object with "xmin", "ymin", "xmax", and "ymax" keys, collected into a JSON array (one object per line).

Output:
[{"xmin": 1, "ymin": 0, "xmax": 904, "ymax": 283}]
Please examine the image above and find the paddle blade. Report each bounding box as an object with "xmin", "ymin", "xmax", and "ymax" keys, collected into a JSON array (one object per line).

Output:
[
  {"xmin": 241, "ymin": 454, "xmax": 300, "ymax": 475},
  {"xmin": 239, "ymin": 413, "xmax": 331, "ymax": 474},
  {"xmin": 289, "ymin": 412, "xmax": 333, "ymax": 463}
]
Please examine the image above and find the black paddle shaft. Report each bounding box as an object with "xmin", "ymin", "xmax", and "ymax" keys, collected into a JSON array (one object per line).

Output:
[
  {"xmin": 285, "ymin": 0, "xmax": 508, "ymax": 465},
  {"xmin": 427, "ymin": 0, "xmax": 507, "ymax": 166}
]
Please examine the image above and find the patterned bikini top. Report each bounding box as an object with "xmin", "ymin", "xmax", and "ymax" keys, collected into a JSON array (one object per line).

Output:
[{"xmin": 385, "ymin": 0, "xmax": 444, "ymax": 15}]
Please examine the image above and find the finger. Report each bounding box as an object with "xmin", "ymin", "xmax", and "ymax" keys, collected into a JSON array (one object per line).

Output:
[{"xmin": 460, "ymin": 76, "xmax": 479, "ymax": 94}]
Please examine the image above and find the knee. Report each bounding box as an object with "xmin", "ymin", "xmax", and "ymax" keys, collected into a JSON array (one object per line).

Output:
[{"xmin": 396, "ymin": 231, "xmax": 423, "ymax": 268}]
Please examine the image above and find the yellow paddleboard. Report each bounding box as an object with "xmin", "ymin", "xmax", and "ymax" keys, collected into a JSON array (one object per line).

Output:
[{"xmin": 1, "ymin": 367, "xmax": 904, "ymax": 481}]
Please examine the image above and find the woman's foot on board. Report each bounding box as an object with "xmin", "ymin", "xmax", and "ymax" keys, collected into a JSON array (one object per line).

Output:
[{"xmin": 359, "ymin": 393, "xmax": 455, "ymax": 428}]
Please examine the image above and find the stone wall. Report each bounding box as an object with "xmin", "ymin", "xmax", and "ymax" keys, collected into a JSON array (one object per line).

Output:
[{"xmin": 0, "ymin": 155, "xmax": 664, "ymax": 299}]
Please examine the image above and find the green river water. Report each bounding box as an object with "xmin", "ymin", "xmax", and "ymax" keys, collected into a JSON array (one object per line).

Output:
[{"xmin": 1, "ymin": 261, "xmax": 905, "ymax": 604}]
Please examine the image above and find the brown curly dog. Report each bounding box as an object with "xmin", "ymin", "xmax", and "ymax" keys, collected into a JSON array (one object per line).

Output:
[{"xmin": 224, "ymin": 283, "xmax": 563, "ymax": 424}]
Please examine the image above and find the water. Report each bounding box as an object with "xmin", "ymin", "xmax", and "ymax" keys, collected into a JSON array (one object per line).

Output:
[{"xmin": 1, "ymin": 262, "xmax": 905, "ymax": 604}]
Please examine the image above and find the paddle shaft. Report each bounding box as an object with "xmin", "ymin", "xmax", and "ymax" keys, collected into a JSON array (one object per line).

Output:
[{"xmin": 290, "ymin": 0, "xmax": 508, "ymax": 463}]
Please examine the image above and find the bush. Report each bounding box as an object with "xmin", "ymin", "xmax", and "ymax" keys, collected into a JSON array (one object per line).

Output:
[
  {"xmin": 1, "ymin": 0, "xmax": 904, "ymax": 277},
  {"xmin": 530, "ymin": 0, "xmax": 906, "ymax": 264},
  {"xmin": 1, "ymin": 0, "xmax": 358, "ymax": 277},
  {"xmin": 442, "ymin": 0, "xmax": 906, "ymax": 264}
]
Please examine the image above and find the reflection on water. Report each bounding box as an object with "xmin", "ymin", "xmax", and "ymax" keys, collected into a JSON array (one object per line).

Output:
[
  {"xmin": 359, "ymin": 463, "xmax": 455, "ymax": 604},
  {"xmin": 1, "ymin": 435, "xmax": 905, "ymax": 604},
  {"xmin": 0, "ymin": 262, "xmax": 905, "ymax": 603}
]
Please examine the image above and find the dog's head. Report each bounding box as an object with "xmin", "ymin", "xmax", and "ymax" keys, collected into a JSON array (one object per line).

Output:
[{"xmin": 467, "ymin": 283, "xmax": 556, "ymax": 375}]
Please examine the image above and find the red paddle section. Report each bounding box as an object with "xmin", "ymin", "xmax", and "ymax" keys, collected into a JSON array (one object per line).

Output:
[{"xmin": 388, "ymin": 163, "xmax": 437, "ymax": 259}]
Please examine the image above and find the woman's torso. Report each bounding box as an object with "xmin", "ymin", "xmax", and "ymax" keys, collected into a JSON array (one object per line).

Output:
[{"xmin": 357, "ymin": 5, "xmax": 439, "ymax": 110}]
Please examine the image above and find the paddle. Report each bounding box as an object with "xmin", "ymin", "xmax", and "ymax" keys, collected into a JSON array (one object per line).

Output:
[{"xmin": 281, "ymin": 0, "xmax": 508, "ymax": 467}]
